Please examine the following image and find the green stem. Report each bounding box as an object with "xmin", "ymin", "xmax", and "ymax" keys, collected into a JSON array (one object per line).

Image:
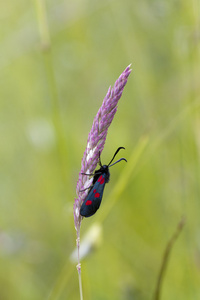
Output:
[
  {"xmin": 34, "ymin": 0, "xmax": 68, "ymax": 185},
  {"xmin": 77, "ymin": 227, "xmax": 83, "ymax": 300},
  {"xmin": 154, "ymin": 217, "xmax": 185, "ymax": 300}
]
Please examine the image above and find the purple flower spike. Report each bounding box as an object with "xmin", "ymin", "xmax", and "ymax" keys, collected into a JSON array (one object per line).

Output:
[{"xmin": 74, "ymin": 64, "xmax": 132, "ymax": 230}]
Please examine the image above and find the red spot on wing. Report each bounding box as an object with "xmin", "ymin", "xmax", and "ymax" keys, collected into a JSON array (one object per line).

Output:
[
  {"xmin": 98, "ymin": 175, "xmax": 105, "ymax": 185},
  {"xmin": 97, "ymin": 175, "xmax": 102, "ymax": 182},
  {"xmin": 93, "ymin": 188, "xmax": 100, "ymax": 198},
  {"xmin": 85, "ymin": 200, "xmax": 92, "ymax": 206},
  {"xmin": 100, "ymin": 178, "xmax": 105, "ymax": 184}
]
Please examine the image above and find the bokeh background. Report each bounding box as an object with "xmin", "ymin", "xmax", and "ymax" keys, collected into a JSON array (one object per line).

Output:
[{"xmin": 1, "ymin": 0, "xmax": 200, "ymax": 299}]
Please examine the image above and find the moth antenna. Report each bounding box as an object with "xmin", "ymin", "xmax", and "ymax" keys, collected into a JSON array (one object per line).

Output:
[
  {"xmin": 109, "ymin": 158, "xmax": 127, "ymax": 167},
  {"xmin": 108, "ymin": 147, "xmax": 125, "ymax": 166}
]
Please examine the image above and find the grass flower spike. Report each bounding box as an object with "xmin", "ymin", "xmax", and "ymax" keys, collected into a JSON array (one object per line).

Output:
[
  {"xmin": 74, "ymin": 64, "xmax": 131, "ymax": 300},
  {"xmin": 74, "ymin": 64, "xmax": 132, "ymax": 228}
]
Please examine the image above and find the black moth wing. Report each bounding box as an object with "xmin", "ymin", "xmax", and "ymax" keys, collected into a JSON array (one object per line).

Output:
[
  {"xmin": 86, "ymin": 165, "xmax": 110, "ymax": 194},
  {"xmin": 92, "ymin": 165, "xmax": 107, "ymax": 185},
  {"xmin": 80, "ymin": 173, "xmax": 107, "ymax": 218}
]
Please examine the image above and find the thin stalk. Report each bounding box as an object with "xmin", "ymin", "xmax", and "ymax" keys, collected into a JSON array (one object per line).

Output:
[
  {"xmin": 76, "ymin": 230, "xmax": 83, "ymax": 300},
  {"xmin": 154, "ymin": 217, "xmax": 186, "ymax": 300},
  {"xmin": 34, "ymin": 0, "xmax": 68, "ymax": 185}
]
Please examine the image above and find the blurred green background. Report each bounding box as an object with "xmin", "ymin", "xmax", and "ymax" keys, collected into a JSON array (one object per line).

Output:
[{"xmin": 0, "ymin": 0, "xmax": 200, "ymax": 299}]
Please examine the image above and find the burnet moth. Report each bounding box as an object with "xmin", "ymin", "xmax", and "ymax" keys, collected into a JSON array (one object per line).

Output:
[{"xmin": 80, "ymin": 147, "xmax": 127, "ymax": 218}]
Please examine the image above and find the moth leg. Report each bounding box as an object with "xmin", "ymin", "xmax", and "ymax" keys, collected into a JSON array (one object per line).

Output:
[
  {"xmin": 80, "ymin": 185, "xmax": 93, "ymax": 192},
  {"xmin": 81, "ymin": 172, "xmax": 95, "ymax": 176}
]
